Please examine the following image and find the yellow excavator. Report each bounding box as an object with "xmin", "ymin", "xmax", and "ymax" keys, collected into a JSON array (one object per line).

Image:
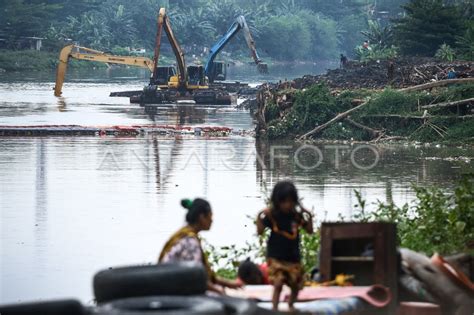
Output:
[
  {"xmin": 141, "ymin": 7, "xmax": 222, "ymax": 104},
  {"xmin": 53, "ymin": 44, "xmax": 182, "ymax": 96},
  {"xmin": 54, "ymin": 45, "xmax": 155, "ymax": 97},
  {"xmin": 152, "ymin": 7, "xmax": 200, "ymax": 90},
  {"xmin": 54, "ymin": 8, "xmax": 229, "ymax": 104}
]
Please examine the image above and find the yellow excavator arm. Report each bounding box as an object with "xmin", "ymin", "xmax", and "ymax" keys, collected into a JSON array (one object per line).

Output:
[
  {"xmin": 54, "ymin": 44, "xmax": 154, "ymax": 96},
  {"xmin": 154, "ymin": 8, "xmax": 207, "ymax": 90},
  {"xmin": 154, "ymin": 8, "xmax": 187, "ymax": 89}
]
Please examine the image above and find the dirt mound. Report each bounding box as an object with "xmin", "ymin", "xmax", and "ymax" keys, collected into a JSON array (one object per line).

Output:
[{"xmin": 291, "ymin": 58, "xmax": 474, "ymax": 90}]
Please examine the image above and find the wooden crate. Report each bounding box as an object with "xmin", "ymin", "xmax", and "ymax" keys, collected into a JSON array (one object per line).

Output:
[{"xmin": 320, "ymin": 222, "xmax": 398, "ymax": 315}]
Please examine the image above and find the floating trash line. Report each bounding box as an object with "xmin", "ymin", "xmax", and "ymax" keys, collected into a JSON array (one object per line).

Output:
[{"xmin": 0, "ymin": 124, "xmax": 246, "ymax": 137}]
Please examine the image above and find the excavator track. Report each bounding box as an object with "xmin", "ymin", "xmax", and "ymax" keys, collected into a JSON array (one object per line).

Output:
[{"xmin": 124, "ymin": 86, "xmax": 231, "ymax": 105}]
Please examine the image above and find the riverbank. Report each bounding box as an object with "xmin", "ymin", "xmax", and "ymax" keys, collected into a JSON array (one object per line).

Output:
[
  {"xmin": 0, "ymin": 49, "xmax": 180, "ymax": 72},
  {"xmin": 254, "ymin": 58, "xmax": 474, "ymax": 145},
  {"xmin": 0, "ymin": 48, "xmax": 336, "ymax": 74},
  {"xmin": 0, "ymin": 49, "xmax": 108, "ymax": 72}
]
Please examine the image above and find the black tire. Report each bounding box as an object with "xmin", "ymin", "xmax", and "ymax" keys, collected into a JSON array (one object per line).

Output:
[
  {"xmin": 0, "ymin": 299, "xmax": 85, "ymax": 315},
  {"xmin": 95, "ymin": 296, "xmax": 224, "ymax": 315},
  {"xmin": 93, "ymin": 263, "xmax": 208, "ymax": 303},
  {"xmin": 209, "ymin": 296, "xmax": 284, "ymax": 315}
]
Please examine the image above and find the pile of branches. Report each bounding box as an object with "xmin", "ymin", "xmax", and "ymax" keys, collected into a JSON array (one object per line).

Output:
[
  {"xmin": 255, "ymin": 78, "xmax": 474, "ymax": 142},
  {"xmin": 291, "ymin": 58, "xmax": 474, "ymax": 90}
]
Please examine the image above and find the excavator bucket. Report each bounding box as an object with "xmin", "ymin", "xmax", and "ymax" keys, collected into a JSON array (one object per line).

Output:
[{"xmin": 257, "ymin": 62, "xmax": 268, "ymax": 74}]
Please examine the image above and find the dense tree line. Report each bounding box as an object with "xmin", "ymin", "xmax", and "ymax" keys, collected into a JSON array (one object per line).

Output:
[{"xmin": 0, "ymin": 0, "xmax": 472, "ymax": 61}]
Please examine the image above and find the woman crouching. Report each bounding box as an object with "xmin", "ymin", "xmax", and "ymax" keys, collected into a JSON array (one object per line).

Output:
[{"xmin": 159, "ymin": 198, "xmax": 242, "ymax": 293}]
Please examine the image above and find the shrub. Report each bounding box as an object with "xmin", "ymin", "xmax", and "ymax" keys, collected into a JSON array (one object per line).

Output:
[
  {"xmin": 358, "ymin": 89, "xmax": 420, "ymax": 115},
  {"xmin": 435, "ymin": 43, "xmax": 456, "ymax": 62},
  {"xmin": 355, "ymin": 44, "xmax": 399, "ymax": 62},
  {"xmin": 0, "ymin": 50, "xmax": 57, "ymax": 71},
  {"xmin": 265, "ymin": 84, "xmax": 342, "ymax": 139},
  {"xmin": 353, "ymin": 174, "xmax": 474, "ymax": 255}
]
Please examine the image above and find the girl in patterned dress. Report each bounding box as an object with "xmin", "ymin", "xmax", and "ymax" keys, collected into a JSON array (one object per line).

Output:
[{"xmin": 257, "ymin": 181, "xmax": 314, "ymax": 311}]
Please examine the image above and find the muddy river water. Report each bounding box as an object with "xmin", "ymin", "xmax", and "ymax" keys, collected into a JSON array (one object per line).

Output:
[{"xmin": 0, "ymin": 65, "xmax": 473, "ymax": 304}]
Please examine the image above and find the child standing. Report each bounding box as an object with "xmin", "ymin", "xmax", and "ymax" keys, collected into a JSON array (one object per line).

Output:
[{"xmin": 257, "ymin": 181, "xmax": 314, "ymax": 312}]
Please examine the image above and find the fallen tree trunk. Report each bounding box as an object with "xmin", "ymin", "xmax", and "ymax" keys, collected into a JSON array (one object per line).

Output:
[
  {"xmin": 365, "ymin": 114, "xmax": 474, "ymax": 120},
  {"xmin": 398, "ymin": 78, "xmax": 474, "ymax": 93},
  {"xmin": 364, "ymin": 114, "xmax": 428, "ymax": 120},
  {"xmin": 372, "ymin": 135, "xmax": 408, "ymax": 143},
  {"xmin": 298, "ymin": 100, "xmax": 370, "ymax": 140},
  {"xmin": 345, "ymin": 117, "xmax": 383, "ymax": 138},
  {"xmin": 421, "ymin": 98, "xmax": 474, "ymax": 110}
]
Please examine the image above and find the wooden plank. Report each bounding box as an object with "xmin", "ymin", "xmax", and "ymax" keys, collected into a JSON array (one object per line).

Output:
[{"xmin": 319, "ymin": 226, "xmax": 333, "ymax": 282}]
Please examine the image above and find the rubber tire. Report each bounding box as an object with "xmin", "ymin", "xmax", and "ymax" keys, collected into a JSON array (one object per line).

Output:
[
  {"xmin": 95, "ymin": 296, "xmax": 225, "ymax": 315},
  {"xmin": 0, "ymin": 299, "xmax": 85, "ymax": 315},
  {"xmin": 93, "ymin": 263, "xmax": 208, "ymax": 303},
  {"xmin": 208, "ymin": 296, "xmax": 279, "ymax": 315}
]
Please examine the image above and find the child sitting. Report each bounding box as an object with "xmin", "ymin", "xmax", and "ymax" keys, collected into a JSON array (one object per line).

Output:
[
  {"xmin": 256, "ymin": 181, "xmax": 314, "ymax": 312},
  {"xmin": 237, "ymin": 258, "xmax": 270, "ymax": 285}
]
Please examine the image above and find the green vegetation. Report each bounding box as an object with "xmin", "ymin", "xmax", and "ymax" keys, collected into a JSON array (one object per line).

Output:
[
  {"xmin": 456, "ymin": 21, "xmax": 474, "ymax": 61},
  {"xmin": 265, "ymin": 85, "xmax": 370, "ymax": 140},
  {"xmin": 393, "ymin": 0, "xmax": 468, "ymax": 57},
  {"xmin": 266, "ymin": 84, "xmax": 349, "ymax": 139},
  {"xmin": 0, "ymin": 50, "xmax": 57, "ymax": 72},
  {"xmin": 361, "ymin": 20, "xmax": 394, "ymax": 49},
  {"xmin": 1, "ymin": 0, "xmax": 472, "ymax": 67},
  {"xmin": 353, "ymin": 174, "xmax": 474, "ymax": 255},
  {"xmin": 356, "ymin": 19, "xmax": 399, "ymax": 62},
  {"xmin": 1, "ymin": 0, "xmax": 367, "ymax": 61},
  {"xmin": 0, "ymin": 49, "xmax": 107, "ymax": 72},
  {"xmin": 435, "ymin": 43, "xmax": 456, "ymax": 62},
  {"xmin": 209, "ymin": 175, "xmax": 473, "ymax": 279},
  {"xmin": 355, "ymin": 44, "xmax": 399, "ymax": 62},
  {"xmin": 263, "ymin": 83, "xmax": 474, "ymax": 144}
]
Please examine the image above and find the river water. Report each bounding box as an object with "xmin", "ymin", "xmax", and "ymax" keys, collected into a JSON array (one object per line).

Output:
[{"xmin": 0, "ymin": 65, "xmax": 473, "ymax": 304}]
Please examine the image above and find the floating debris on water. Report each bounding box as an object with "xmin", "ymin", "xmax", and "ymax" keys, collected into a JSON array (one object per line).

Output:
[
  {"xmin": 424, "ymin": 156, "xmax": 472, "ymax": 163},
  {"xmin": 0, "ymin": 124, "xmax": 254, "ymax": 138}
]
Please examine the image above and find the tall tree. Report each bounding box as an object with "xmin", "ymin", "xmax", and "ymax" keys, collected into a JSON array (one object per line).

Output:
[
  {"xmin": 0, "ymin": 0, "xmax": 60, "ymax": 41},
  {"xmin": 394, "ymin": 0, "xmax": 466, "ymax": 56}
]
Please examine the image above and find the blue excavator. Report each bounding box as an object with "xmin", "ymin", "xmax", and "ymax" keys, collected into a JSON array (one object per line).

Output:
[{"xmin": 205, "ymin": 15, "xmax": 268, "ymax": 83}]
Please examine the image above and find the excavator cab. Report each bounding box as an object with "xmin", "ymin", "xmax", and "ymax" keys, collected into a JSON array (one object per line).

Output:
[
  {"xmin": 257, "ymin": 62, "xmax": 269, "ymax": 74},
  {"xmin": 151, "ymin": 66, "xmax": 176, "ymax": 86},
  {"xmin": 211, "ymin": 61, "xmax": 227, "ymax": 81},
  {"xmin": 187, "ymin": 65, "xmax": 207, "ymax": 88}
]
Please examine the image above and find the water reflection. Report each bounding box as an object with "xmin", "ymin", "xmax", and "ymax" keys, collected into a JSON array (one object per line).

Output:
[
  {"xmin": 146, "ymin": 105, "xmax": 208, "ymax": 124},
  {"xmin": 254, "ymin": 139, "xmax": 473, "ymax": 218},
  {"xmin": 35, "ymin": 139, "xmax": 47, "ymax": 228},
  {"xmin": 1, "ymin": 68, "xmax": 473, "ymax": 304},
  {"xmin": 1, "ymin": 136, "xmax": 473, "ymax": 304},
  {"xmin": 57, "ymin": 97, "xmax": 67, "ymax": 112}
]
